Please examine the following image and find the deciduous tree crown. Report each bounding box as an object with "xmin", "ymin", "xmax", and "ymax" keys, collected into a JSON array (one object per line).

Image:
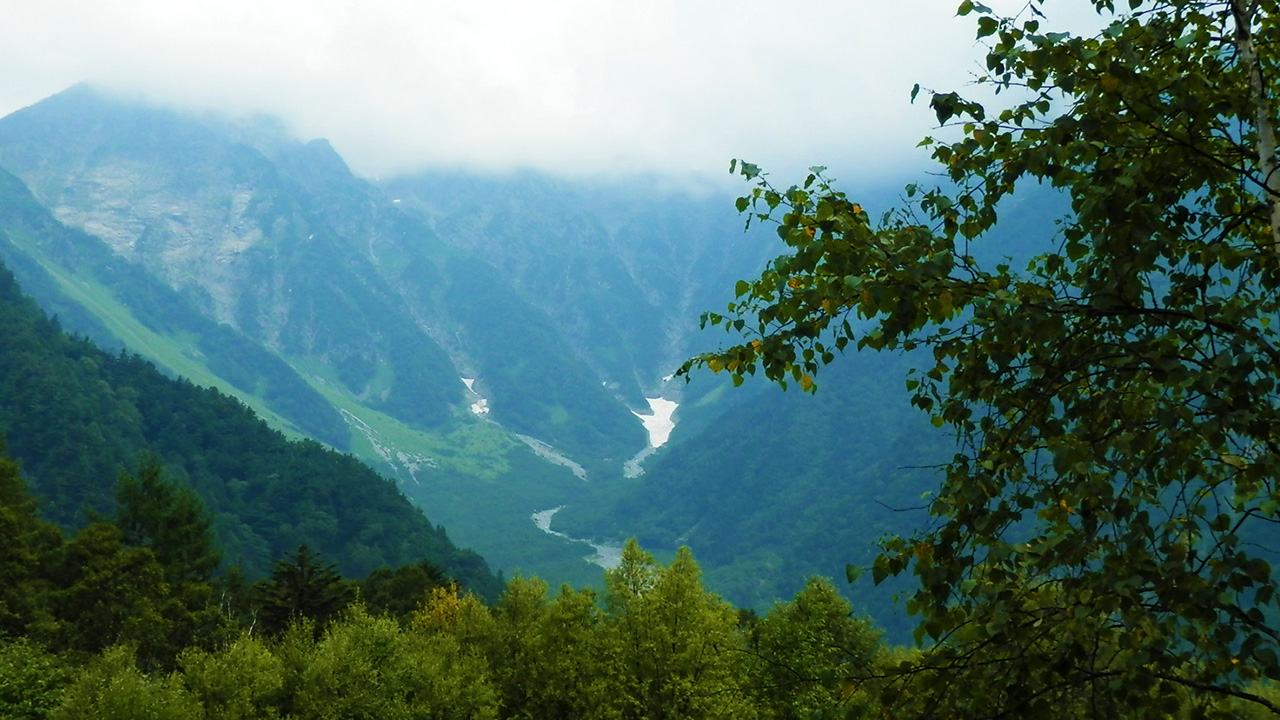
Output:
[{"xmin": 684, "ymin": 1, "xmax": 1280, "ymax": 716}]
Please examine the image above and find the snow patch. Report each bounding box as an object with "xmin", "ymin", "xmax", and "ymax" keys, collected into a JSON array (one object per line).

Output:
[
  {"xmin": 623, "ymin": 397, "xmax": 679, "ymax": 478},
  {"xmin": 633, "ymin": 397, "xmax": 678, "ymax": 448},
  {"xmin": 460, "ymin": 377, "xmax": 489, "ymax": 415}
]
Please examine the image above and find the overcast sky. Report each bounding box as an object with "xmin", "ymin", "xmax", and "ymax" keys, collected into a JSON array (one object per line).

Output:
[{"xmin": 0, "ymin": 1, "xmax": 1064, "ymax": 185}]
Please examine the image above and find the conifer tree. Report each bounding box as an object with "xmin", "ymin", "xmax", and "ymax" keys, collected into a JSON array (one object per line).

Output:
[
  {"xmin": 0, "ymin": 442, "xmax": 60, "ymax": 638},
  {"xmin": 254, "ymin": 544, "xmax": 355, "ymax": 637},
  {"xmin": 114, "ymin": 455, "xmax": 219, "ymax": 585}
]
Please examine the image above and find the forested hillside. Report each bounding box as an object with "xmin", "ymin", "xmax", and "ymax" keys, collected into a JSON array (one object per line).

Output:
[
  {"xmin": 2, "ymin": 486, "xmax": 1271, "ymax": 720},
  {"xmin": 0, "ymin": 256, "xmax": 499, "ymax": 595},
  {"xmin": 559, "ymin": 353, "xmax": 948, "ymax": 633}
]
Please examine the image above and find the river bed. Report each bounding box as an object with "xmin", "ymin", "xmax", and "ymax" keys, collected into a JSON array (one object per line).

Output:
[{"xmin": 531, "ymin": 506, "xmax": 623, "ymax": 569}]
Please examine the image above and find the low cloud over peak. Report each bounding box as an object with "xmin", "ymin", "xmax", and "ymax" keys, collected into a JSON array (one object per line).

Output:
[{"xmin": 1, "ymin": 0, "xmax": 1063, "ymax": 183}]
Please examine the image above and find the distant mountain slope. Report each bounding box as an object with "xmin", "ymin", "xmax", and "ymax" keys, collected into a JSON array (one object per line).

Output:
[
  {"xmin": 382, "ymin": 171, "xmax": 778, "ymax": 406},
  {"xmin": 259, "ymin": 139, "xmax": 648, "ymax": 463},
  {"xmin": 557, "ymin": 353, "xmax": 948, "ymax": 631},
  {"xmin": 0, "ymin": 256, "xmax": 501, "ymax": 597},
  {"xmin": 0, "ymin": 86, "xmax": 660, "ymax": 467},
  {"xmin": 0, "ymin": 85, "xmax": 463, "ymax": 431},
  {"xmin": 0, "ymin": 165, "xmax": 350, "ymax": 447}
]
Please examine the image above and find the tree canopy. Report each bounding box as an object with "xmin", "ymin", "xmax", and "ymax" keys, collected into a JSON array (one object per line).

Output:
[{"xmin": 684, "ymin": 0, "xmax": 1280, "ymax": 716}]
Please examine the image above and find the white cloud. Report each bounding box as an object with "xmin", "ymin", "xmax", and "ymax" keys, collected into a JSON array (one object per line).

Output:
[{"xmin": 0, "ymin": 0, "xmax": 1104, "ymax": 183}]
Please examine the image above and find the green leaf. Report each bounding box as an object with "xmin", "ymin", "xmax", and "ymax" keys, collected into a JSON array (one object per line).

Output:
[{"xmin": 845, "ymin": 564, "xmax": 863, "ymax": 583}]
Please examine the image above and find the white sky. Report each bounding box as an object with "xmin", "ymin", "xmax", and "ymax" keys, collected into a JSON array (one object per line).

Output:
[{"xmin": 0, "ymin": 1, "xmax": 1083, "ymax": 184}]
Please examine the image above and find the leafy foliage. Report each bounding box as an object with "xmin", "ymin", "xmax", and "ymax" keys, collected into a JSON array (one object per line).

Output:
[
  {"xmin": 358, "ymin": 559, "xmax": 450, "ymax": 624},
  {"xmin": 5, "ymin": 504, "xmax": 1266, "ymax": 719},
  {"xmin": 289, "ymin": 606, "xmax": 498, "ymax": 720},
  {"xmin": 49, "ymin": 645, "xmax": 202, "ymax": 720},
  {"xmin": 177, "ymin": 635, "xmax": 285, "ymax": 720},
  {"xmin": 684, "ymin": 0, "xmax": 1280, "ymax": 716},
  {"xmin": 0, "ymin": 639, "xmax": 73, "ymax": 720},
  {"xmin": 0, "ymin": 443, "xmax": 62, "ymax": 639},
  {"xmin": 745, "ymin": 577, "xmax": 883, "ymax": 719},
  {"xmin": 601, "ymin": 541, "xmax": 758, "ymax": 720}
]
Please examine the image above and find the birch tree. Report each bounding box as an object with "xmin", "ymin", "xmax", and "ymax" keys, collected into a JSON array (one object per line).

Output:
[{"xmin": 687, "ymin": 1, "xmax": 1280, "ymax": 716}]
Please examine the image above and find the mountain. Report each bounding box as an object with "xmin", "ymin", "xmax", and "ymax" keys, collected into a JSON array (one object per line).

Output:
[
  {"xmin": 4, "ymin": 86, "xmax": 1073, "ymax": 629},
  {"xmin": 0, "ymin": 165, "xmax": 351, "ymax": 448},
  {"xmin": 0, "ymin": 86, "xmax": 464, "ymax": 431},
  {"xmin": 0, "ymin": 254, "xmax": 501, "ymax": 597},
  {"xmin": 0, "ymin": 85, "xmax": 784, "ymax": 591},
  {"xmin": 381, "ymin": 171, "xmax": 776, "ymax": 403}
]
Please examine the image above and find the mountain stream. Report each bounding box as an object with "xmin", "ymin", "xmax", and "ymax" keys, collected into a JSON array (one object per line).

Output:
[{"xmin": 531, "ymin": 396, "xmax": 678, "ymax": 569}]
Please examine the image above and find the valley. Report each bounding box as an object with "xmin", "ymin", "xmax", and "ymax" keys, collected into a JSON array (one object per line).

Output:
[
  {"xmin": 0, "ymin": 85, "xmax": 947, "ymax": 624},
  {"xmin": 4, "ymin": 4, "xmax": 1278, "ymax": 715}
]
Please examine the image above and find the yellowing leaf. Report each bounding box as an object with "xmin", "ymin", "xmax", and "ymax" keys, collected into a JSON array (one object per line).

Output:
[
  {"xmin": 938, "ymin": 290, "xmax": 954, "ymax": 317},
  {"xmin": 1100, "ymin": 73, "xmax": 1120, "ymax": 92},
  {"xmin": 1221, "ymin": 453, "xmax": 1248, "ymax": 470},
  {"xmin": 800, "ymin": 374, "xmax": 814, "ymax": 392}
]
